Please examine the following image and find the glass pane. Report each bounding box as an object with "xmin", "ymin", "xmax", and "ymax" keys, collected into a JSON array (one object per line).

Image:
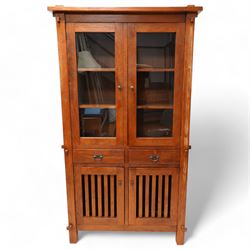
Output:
[
  {"xmin": 76, "ymin": 32, "xmax": 116, "ymax": 138},
  {"xmin": 79, "ymin": 108, "xmax": 116, "ymax": 137},
  {"xmin": 137, "ymin": 33, "xmax": 175, "ymax": 69},
  {"xmin": 136, "ymin": 32, "xmax": 176, "ymax": 138},
  {"xmin": 78, "ymin": 72, "xmax": 115, "ymax": 105},
  {"xmin": 137, "ymin": 72, "xmax": 174, "ymax": 106},
  {"xmin": 76, "ymin": 32, "xmax": 114, "ymax": 68},
  {"xmin": 137, "ymin": 109, "xmax": 173, "ymax": 137}
]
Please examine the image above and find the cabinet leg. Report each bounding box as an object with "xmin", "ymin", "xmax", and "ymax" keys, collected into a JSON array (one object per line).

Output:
[
  {"xmin": 67, "ymin": 224, "xmax": 78, "ymax": 243},
  {"xmin": 176, "ymin": 226, "xmax": 186, "ymax": 245}
]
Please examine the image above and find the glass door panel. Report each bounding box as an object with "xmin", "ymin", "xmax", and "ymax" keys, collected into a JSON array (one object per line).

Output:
[
  {"xmin": 67, "ymin": 24, "xmax": 123, "ymax": 146},
  {"xmin": 137, "ymin": 32, "xmax": 175, "ymax": 138},
  {"xmin": 128, "ymin": 24, "xmax": 184, "ymax": 146},
  {"xmin": 76, "ymin": 32, "xmax": 116, "ymax": 138}
]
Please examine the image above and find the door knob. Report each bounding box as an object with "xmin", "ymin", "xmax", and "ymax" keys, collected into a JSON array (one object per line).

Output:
[
  {"xmin": 117, "ymin": 84, "xmax": 122, "ymax": 90},
  {"xmin": 130, "ymin": 85, "xmax": 134, "ymax": 90}
]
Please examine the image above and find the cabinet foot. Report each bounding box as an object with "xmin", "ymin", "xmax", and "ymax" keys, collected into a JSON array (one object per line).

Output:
[
  {"xmin": 176, "ymin": 226, "xmax": 187, "ymax": 245},
  {"xmin": 67, "ymin": 224, "xmax": 78, "ymax": 243}
]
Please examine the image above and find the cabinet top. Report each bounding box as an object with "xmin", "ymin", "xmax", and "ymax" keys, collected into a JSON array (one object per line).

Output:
[{"xmin": 47, "ymin": 5, "xmax": 202, "ymax": 15}]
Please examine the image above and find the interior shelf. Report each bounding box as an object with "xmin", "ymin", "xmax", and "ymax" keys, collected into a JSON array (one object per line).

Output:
[
  {"xmin": 137, "ymin": 104, "xmax": 173, "ymax": 109},
  {"xmin": 79, "ymin": 104, "xmax": 116, "ymax": 108},
  {"xmin": 78, "ymin": 68, "xmax": 115, "ymax": 72},
  {"xmin": 137, "ymin": 68, "xmax": 175, "ymax": 72}
]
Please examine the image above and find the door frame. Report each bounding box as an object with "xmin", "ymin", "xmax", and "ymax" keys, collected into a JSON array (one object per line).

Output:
[
  {"xmin": 127, "ymin": 23, "xmax": 185, "ymax": 146},
  {"xmin": 66, "ymin": 23, "xmax": 124, "ymax": 148}
]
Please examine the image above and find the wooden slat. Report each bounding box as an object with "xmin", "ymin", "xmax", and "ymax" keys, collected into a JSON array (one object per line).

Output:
[
  {"xmin": 164, "ymin": 175, "xmax": 169, "ymax": 218},
  {"xmin": 91, "ymin": 175, "xmax": 96, "ymax": 216},
  {"xmin": 110, "ymin": 175, "xmax": 115, "ymax": 217},
  {"xmin": 104, "ymin": 175, "xmax": 109, "ymax": 217},
  {"xmin": 145, "ymin": 175, "xmax": 150, "ymax": 218},
  {"xmin": 138, "ymin": 176, "xmax": 143, "ymax": 218},
  {"xmin": 151, "ymin": 175, "xmax": 156, "ymax": 218},
  {"xmin": 97, "ymin": 175, "xmax": 102, "ymax": 217},
  {"xmin": 84, "ymin": 175, "xmax": 90, "ymax": 216},
  {"xmin": 157, "ymin": 175, "xmax": 163, "ymax": 218}
]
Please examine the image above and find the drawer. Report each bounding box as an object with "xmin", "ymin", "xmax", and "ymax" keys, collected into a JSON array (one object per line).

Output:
[
  {"xmin": 73, "ymin": 149, "xmax": 124, "ymax": 164},
  {"xmin": 128, "ymin": 149, "xmax": 179, "ymax": 165}
]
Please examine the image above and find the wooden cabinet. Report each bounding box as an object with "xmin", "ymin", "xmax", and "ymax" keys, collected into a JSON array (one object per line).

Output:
[{"xmin": 48, "ymin": 5, "xmax": 202, "ymax": 245}]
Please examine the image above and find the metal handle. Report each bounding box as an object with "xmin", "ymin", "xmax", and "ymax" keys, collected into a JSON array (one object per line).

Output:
[
  {"xmin": 93, "ymin": 154, "xmax": 104, "ymax": 160},
  {"xmin": 130, "ymin": 85, "xmax": 134, "ymax": 90},
  {"xmin": 149, "ymin": 154, "xmax": 160, "ymax": 162},
  {"xmin": 117, "ymin": 84, "xmax": 122, "ymax": 90}
]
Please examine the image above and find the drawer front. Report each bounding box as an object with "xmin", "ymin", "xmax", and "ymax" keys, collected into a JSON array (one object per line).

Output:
[
  {"xmin": 128, "ymin": 149, "xmax": 179, "ymax": 165},
  {"xmin": 73, "ymin": 149, "xmax": 124, "ymax": 164}
]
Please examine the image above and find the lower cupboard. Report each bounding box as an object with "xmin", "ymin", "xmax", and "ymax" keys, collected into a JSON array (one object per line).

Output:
[{"xmin": 74, "ymin": 165, "xmax": 179, "ymax": 228}]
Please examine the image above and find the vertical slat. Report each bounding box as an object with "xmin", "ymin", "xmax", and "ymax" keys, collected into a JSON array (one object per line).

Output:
[
  {"xmin": 110, "ymin": 175, "xmax": 115, "ymax": 217},
  {"xmin": 91, "ymin": 175, "xmax": 96, "ymax": 217},
  {"xmin": 97, "ymin": 175, "xmax": 102, "ymax": 217},
  {"xmin": 157, "ymin": 175, "xmax": 163, "ymax": 218},
  {"xmin": 145, "ymin": 175, "xmax": 150, "ymax": 218},
  {"xmin": 104, "ymin": 175, "xmax": 109, "ymax": 217},
  {"xmin": 164, "ymin": 175, "xmax": 169, "ymax": 218},
  {"xmin": 138, "ymin": 175, "xmax": 143, "ymax": 218},
  {"xmin": 151, "ymin": 175, "xmax": 156, "ymax": 218},
  {"xmin": 84, "ymin": 175, "xmax": 90, "ymax": 216}
]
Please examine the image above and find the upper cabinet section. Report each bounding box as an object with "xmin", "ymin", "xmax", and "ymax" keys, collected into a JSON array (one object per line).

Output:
[{"xmin": 66, "ymin": 24, "xmax": 124, "ymax": 147}]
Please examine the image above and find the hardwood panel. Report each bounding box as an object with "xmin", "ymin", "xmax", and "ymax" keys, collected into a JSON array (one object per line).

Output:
[
  {"xmin": 157, "ymin": 175, "xmax": 163, "ymax": 218},
  {"xmin": 84, "ymin": 175, "xmax": 90, "ymax": 216},
  {"xmin": 129, "ymin": 167, "xmax": 179, "ymax": 226},
  {"xmin": 129, "ymin": 149, "xmax": 179, "ymax": 165},
  {"xmin": 65, "ymin": 14, "xmax": 185, "ymax": 23},
  {"xmin": 164, "ymin": 175, "xmax": 169, "ymax": 218},
  {"xmin": 75, "ymin": 166, "xmax": 124, "ymax": 225},
  {"xmin": 91, "ymin": 175, "xmax": 96, "ymax": 216},
  {"xmin": 151, "ymin": 175, "xmax": 156, "ymax": 218},
  {"xmin": 97, "ymin": 175, "xmax": 102, "ymax": 217},
  {"xmin": 73, "ymin": 149, "xmax": 124, "ymax": 164},
  {"xmin": 104, "ymin": 175, "xmax": 109, "ymax": 217},
  {"xmin": 48, "ymin": 6, "xmax": 203, "ymax": 14}
]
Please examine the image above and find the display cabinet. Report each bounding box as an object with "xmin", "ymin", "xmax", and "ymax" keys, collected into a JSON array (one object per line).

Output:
[{"xmin": 48, "ymin": 5, "xmax": 202, "ymax": 245}]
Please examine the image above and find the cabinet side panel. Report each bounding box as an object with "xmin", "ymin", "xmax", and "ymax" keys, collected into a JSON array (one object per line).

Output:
[
  {"xmin": 55, "ymin": 13, "xmax": 77, "ymax": 243},
  {"xmin": 176, "ymin": 13, "xmax": 196, "ymax": 245}
]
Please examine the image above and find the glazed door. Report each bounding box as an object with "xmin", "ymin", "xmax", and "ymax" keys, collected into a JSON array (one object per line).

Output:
[
  {"xmin": 67, "ymin": 24, "xmax": 124, "ymax": 147},
  {"xmin": 128, "ymin": 23, "xmax": 185, "ymax": 146}
]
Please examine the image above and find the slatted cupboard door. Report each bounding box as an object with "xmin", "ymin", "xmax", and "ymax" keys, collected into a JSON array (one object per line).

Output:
[
  {"xmin": 129, "ymin": 167, "xmax": 179, "ymax": 225},
  {"xmin": 75, "ymin": 166, "xmax": 124, "ymax": 225}
]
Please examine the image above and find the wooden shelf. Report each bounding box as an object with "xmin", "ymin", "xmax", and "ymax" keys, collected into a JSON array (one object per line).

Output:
[
  {"xmin": 78, "ymin": 68, "xmax": 115, "ymax": 72},
  {"xmin": 137, "ymin": 104, "xmax": 173, "ymax": 109},
  {"xmin": 137, "ymin": 68, "xmax": 175, "ymax": 72},
  {"xmin": 79, "ymin": 104, "xmax": 116, "ymax": 109}
]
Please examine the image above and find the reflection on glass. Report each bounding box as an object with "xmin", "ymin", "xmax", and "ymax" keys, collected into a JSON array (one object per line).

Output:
[
  {"xmin": 80, "ymin": 108, "xmax": 116, "ymax": 137},
  {"xmin": 137, "ymin": 109, "xmax": 173, "ymax": 137},
  {"xmin": 76, "ymin": 32, "xmax": 114, "ymax": 68},
  {"xmin": 137, "ymin": 33, "xmax": 176, "ymax": 69},
  {"xmin": 137, "ymin": 72, "xmax": 174, "ymax": 106},
  {"xmin": 78, "ymin": 72, "xmax": 115, "ymax": 105}
]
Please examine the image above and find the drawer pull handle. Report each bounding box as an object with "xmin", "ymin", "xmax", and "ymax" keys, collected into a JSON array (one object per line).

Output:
[
  {"xmin": 149, "ymin": 154, "xmax": 160, "ymax": 162},
  {"xmin": 93, "ymin": 154, "xmax": 104, "ymax": 160}
]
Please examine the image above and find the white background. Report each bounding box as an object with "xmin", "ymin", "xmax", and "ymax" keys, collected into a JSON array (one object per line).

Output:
[{"xmin": 0, "ymin": 0, "xmax": 249, "ymax": 249}]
